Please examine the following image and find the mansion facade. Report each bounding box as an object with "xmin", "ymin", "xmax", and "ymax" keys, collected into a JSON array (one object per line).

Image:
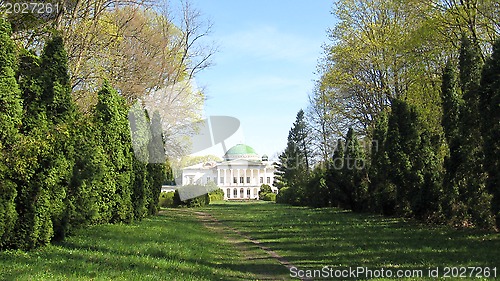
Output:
[{"xmin": 182, "ymin": 144, "xmax": 277, "ymax": 200}]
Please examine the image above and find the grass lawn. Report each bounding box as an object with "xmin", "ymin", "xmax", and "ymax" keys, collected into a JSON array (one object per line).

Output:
[
  {"xmin": 0, "ymin": 209, "xmax": 287, "ymax": 280},
  {"xmin": 201, "ymin": 201, "xmax": 500, "ymax": 280},
  {"xmin": 2, "ymin": 201, "xmax": 499, "ymax": 280}
]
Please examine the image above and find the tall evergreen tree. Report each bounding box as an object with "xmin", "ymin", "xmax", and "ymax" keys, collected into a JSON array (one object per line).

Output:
[
  {"xmin": 274, "ymin": 110, "xmax": 312, "ymax": 205},
  {"xmin": 95, "ymin": 82, "xmax": 134, "ymax": 223},
  {"xmin": 368, "ymin": 109, "xmax": 394, "ymax": 214},
  {"xmin": 40, "ymin": 35, "xmax": 77, "ymax": 241},
  {"xmin": 479, "ymin": 38, "xmax": 500, "ymax": 229},
  {"xmin": 341, "ymin": 128, "xmax": 366, "ymax": 211},
  {"xmin": 128, "ymin": 102, "xmax": 151, "ymax": 220},
  {"xmin": 326, "ymin": 138, "xmax": 345, "ymax": 208},
  {"xmin": 0, "ymin": 18, "xmax": 23, "ymax": 248},
  {"xmin": 440, "ymin": 60, "xmax": 464, "ymax": 222},
  {"xmin": 147, "ymin": 111, "xmax": 167, "ymax": 215},
  {"xmin": 456, "ymin": 35, "xmax": 493, "ymax": 228},
  {"xmin": 10, "ymin": 35, "xmax": 77, "ymax": 248}
]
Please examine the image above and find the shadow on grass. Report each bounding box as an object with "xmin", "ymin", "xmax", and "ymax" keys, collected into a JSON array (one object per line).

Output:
[
  {"xmin": 0, "ymin": 210, "xmax": 289, "ymax": 280},
  {"xmin": 202, "ymin": 202, "xmax": 500, "ymax": 273}
]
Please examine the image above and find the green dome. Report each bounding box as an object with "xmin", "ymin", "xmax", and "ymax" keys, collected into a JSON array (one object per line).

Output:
[{"xmin": 224, "ymin": 144, "xmax": 259, "ymax": 160}]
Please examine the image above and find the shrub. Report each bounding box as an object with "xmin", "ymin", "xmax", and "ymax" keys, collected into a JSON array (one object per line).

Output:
[
  {"xmin": 158, "ymin": 192, "xmax": 175, "ymax": 208},
  {"xmin": 259, "ymin": 184, "xmax": 272, "ymax": 198},
  {"xmin": 209, "ymin": 188, "xmax": 224, "ymax": 202},
  {"xmin": 261, "ymin": 192, "xmax": 276, "ymax": 202}
]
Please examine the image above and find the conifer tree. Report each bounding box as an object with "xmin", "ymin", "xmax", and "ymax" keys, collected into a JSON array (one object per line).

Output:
[
  {"xmin": 440, "ymin": 60, "xmax": 464, "ymax": 222},
  {"xmin": 95, "ymin": 82, "xmax": 134, "ymax": 223},
  {"xmin": 147, "ymin": 111, "xmax": 167, "ymax": 215},
  {"xmin": 341, "ymin": 128, "xmax": 366, "ymax": 211},
  {"xmin": 326, "ymin": 138, "xmax": 345, "ymax": 208},
  {"xmin": 368, "ymin": 109, "xmax": 394, "ymax": 214},
  {"xmin": 274, "ymin": 110, "xmax": 311, "ymax": 204},
  {"xmin": 479, "ymin": 38, "xmax": 500, "ymax": 228},
  {"xmin": 0, "ymin": 18, "xmax": 22, "ymax": 248},
  {"xmin": 456, "ymin": 35, "xmax": 493, "ymax": 228},
  {"xmin": 129, "ymin": 102, "xmax": 151, "ymax": 220},
  {"xmin": 11, "ymin": 35, "xmax": 77, "ymax": 248}
]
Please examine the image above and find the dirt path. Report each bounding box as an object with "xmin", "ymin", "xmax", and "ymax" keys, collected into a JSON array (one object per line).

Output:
[{"xmin": 191, "ymin": 210, "xmax": 311, "ymax": 281}]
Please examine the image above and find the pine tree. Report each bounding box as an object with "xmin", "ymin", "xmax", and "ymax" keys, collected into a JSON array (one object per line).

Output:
[
  {"xmin": 274, "ymin": 110, "xmax": 311, "ymax": 205},
  {"xmin": 0, "ymin": 18, "xmax": 22, "ymax": 248},
  {"xmin": 479, "ymin": 38, "xmax": 500, "ymax": 229}
]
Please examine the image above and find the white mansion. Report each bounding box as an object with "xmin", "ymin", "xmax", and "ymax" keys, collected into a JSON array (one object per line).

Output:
[{"xmin": 182, "ymin": 144, "xmax": 277, "ymax": 200}]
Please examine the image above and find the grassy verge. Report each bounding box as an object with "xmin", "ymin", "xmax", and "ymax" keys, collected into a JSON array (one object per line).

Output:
[
  {"xmin": 0, "ymin": 209, "xmax": 285, "ymax": 280},
  {"xmin": 201, "ymin": 202, "xmax": 500, "ymax": 280}
]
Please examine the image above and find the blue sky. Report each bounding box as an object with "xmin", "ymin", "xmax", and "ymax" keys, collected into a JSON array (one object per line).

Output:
[{"xmin": 190, "ymin": 0, "xmax": 335, "ymax": 159}]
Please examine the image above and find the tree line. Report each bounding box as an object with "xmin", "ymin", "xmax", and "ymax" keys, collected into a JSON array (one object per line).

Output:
[
  {"xmin": 0, "ymin": 18, "xmax": 171, "ymax": 250},
  {"xmin": 275, "ymin": 0, "xmax": 499, "ymax": 230}
]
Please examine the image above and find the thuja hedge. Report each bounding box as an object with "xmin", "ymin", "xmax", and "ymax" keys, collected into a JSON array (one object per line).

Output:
[{"xmin": 0, "ymin": 19, "xmax": 167, "ymax": 250}]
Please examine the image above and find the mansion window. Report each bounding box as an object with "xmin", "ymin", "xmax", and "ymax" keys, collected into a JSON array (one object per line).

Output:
[
  {"xmin": 240, "ymin": 177, "xmax": 244, "ymax": 183},
  {"xmin": 267, "ymin": 177, "xmax": 271, "ymax": 184},
  {"xmin": 206, "ymin": 177, "xmax": 210, "ymax": 183},
  {"xmin": 226, "ymin": 188, "xmax": 230, "ymax": 198},
  {"xmin": 247, "ymin": 189, "xmax": 250, "ymax": 197},
  {"xmin": 233, "ymin": 189, "xmax": 237, "ymax": 197},
  {"xmin": 220, "ymin": 177, "xmax": 224, "ymax": 184},
  {"xmin": 260, "ymin": 177, "xmax": 263, "ymax": 184},
  {"xmin": 246, "ymin": 177, "xmax": 250, "ymax": 183},
  {"xmin": 234, "ymin": 177, "xmax": 237, "ymax": 184}
]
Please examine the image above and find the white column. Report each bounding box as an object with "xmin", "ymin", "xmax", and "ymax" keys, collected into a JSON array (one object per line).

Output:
[
  {"xmin": 217, "ymin": 169, "xmax": 220, "ymax": 185},
  {"xmin": 237, "ymin": 169, "xmax": 240, "ymax": 186},
  {"xmin": 251, "ymin": 169, "xmax": 254, "ymax": 185},
  {"xmin": 230, "ymin": 169, "xmax": 233, "ymax": 186},
  {"xmin": 257, "ymin": 169, "xmax": 260, "ymax": 185},
  {"xmin": 224, "ymin": 169, "xmax": 227, "ymax": 186},
  {"xmin": 264, "ymin": 167, "xmax": 267, "ymax": 184},
  {"xmin": 244, "ymin": 169, "xmax": 247, "ymax": 186}
]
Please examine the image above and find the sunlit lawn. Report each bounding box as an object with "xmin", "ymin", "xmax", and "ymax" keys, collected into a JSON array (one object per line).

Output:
[
  {"xmin": 201, "ymin": 201, "xmax": 500, "ymax": 280},
  {"xmin": 2, "ymin": 201, "xmax": 499, "ymax": 280},
  {"xmin": 0, "ymin": 209, "xmax": 286, "ymax": 280}
]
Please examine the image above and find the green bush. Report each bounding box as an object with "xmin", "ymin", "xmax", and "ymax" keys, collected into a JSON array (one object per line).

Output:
[
  {"xmin": 209, "ymin": 188, "xmax": 225, "ymax": 202},
  {"xmin": 261, "ymin": 192, "xmax": 276, "ymax": 202},
  {"xmin": 259, "ymin": 184, "xmax": 272, "ymax": 198},
  {"xmin": 158, "ymin": 192, "xmax": 175, "ymax": 208}
]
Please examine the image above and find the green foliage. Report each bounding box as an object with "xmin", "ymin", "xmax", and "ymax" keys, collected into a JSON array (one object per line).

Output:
[
  {"xmin": 158, "ymin": 192, "xmax": 175, "ymax": 208},
  {"xmin": 258, "ymin": 184, "xmax": 276, "ymax": 202},
  {"xmin": 258, "ymin": 184, "xmax": 272, "ymax": 197},
  {"xmin": 0, "ymin": 17, "xmax": 169, "ymax": 250},
  {"xmin": 479, "ymin": 38, "xmax": 500, "ymax": 228},
  {"xmin": 261, "ymin": 193, "xmax": 276, "ymax": 202},
  {"xmin": 0, "ymin": 18, "xmax": 22, "ymax": 248},
  {"xmin": 208, "ymin": 188, "xmax": 225, "ymax": 202},
  {"xmin": 95, "ymin": 82, "xmax": 134, "ymax": 223},
  {"xmin": 274, "ymin": 110, "xmax": 311, "ymax": 205}
]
